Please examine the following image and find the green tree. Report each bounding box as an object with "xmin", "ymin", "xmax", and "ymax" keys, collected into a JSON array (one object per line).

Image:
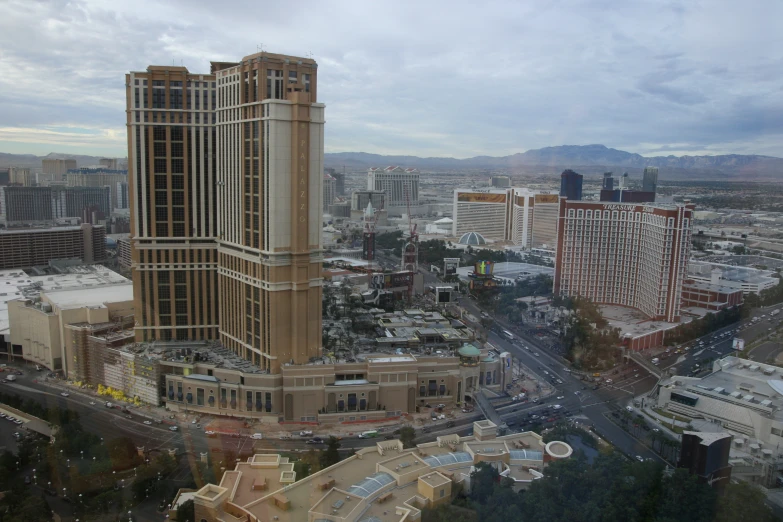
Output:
[
  {"xmin": 399, "ymin": 427, "xmax": 416, "ymax": 448},
  {"xmin": 469, "ymin": 462, "xmax": 498, "ymax": 504},
  {"xmin": 715, "ymin": 481, "xmax": 777, "ymax": 522},
  {"xmin": 176, "ymin": 499, "xmax": 195, "ymax": 522},
  {"xmin": 320, "ymin": 436, "xmax": 341, "ymax": 468}
]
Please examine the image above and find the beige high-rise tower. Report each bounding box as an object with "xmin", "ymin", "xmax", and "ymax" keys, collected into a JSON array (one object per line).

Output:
[
  {"xmin": 126, "ymin": 52, "xmax": 324, "ymax": 373},
  {"xmin": 126, "ymin": 65, "xmax": 220, "ymax": 343}
]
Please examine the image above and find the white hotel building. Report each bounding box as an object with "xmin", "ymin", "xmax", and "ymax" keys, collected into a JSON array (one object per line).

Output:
[
  {"xmin": 451, "ymin": 188, "xmax": 559, "ymax": 248},
  {"xmin": 367, "ymin": 166, "xmax": 420, "ymax": 207}
]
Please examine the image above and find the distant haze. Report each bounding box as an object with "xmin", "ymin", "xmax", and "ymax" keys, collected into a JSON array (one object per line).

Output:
[{"xmin": 3, "ymin": 145, "xmax": 781, "ymax": 180}]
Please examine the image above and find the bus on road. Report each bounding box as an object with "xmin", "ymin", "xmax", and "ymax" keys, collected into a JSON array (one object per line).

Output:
[{"xmin": 502, "ymin": 329, "xmax": 515, "ymax": 341}]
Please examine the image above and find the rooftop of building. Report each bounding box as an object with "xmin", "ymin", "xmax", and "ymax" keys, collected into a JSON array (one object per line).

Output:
[
  {"xmin": 663, "ymin": 356, "xmax": 783, "ymax": 421},
  {"xmin": 689, "ymin": 260, "xmax": 779, "ymax": 285},
  {"xmin": 0, "ymin": 264, "xmax": 128, "ymax": 339},
  {"xmin": 599, "ymin": 305, "xmax": 686, "ymax": 340},
  {"xmin": 683, "ymin": 431, "xmax": 732, "ymax": 445},
  {"xmin": 456, "ymin": 262, "xmax": 555, "ymax": 281},
  {"xmin": 192, "ymin": 424, "xmax": 567, "ymax": 522},
  {"xmin": 682, "ymin": 278, "xmax": 744, "ymax": 296},
  {"xmin": 43, "ymin": 283, "xmax": 132, "ymax": 309},
  {"xmin": 0, "ymin": 224, "xmax": 99, "ymax": 235},
  {"xmin": 123, "ymin": 340, "xmax": 266, "ymax": 374}
]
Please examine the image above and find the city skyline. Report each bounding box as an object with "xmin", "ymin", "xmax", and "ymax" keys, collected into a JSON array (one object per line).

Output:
[{"xmin": 1, "ymin": 0, "xmax": 782, "ymax": 158}]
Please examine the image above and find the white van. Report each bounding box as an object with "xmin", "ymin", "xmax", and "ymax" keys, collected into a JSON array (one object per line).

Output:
[
  {"xmin": 502, "ymin": 330, "xmax": 515, "ymax": 341},
  {"xmin": 651, "ymin": 358, "xmax": 660, "ymax": 365}
]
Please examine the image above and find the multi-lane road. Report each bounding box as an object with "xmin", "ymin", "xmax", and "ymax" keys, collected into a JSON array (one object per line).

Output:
[{"xmin": 656, "ymin": 302, "xmax": 783, "ymax": 377}]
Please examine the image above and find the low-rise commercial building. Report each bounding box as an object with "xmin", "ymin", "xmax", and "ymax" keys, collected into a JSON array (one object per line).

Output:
[
  {"xmin": 687, "ymin": 260, "xmax": 780, "ymax": 295},
  {"xmin": 191, "ymin": 421, "xmax": 572, "ymax": 522},
  {"xmin": 0, "ymin": 264, "xmax": 129, "ymax": 368},
  {"xmin": 657, "ymin": 356, "xmax": 783, "ymax": 446},
  {"xmin": 681, "ymin": 279, "xmax": 743, "ymax": 311},
  {"xmin": 8, "ymin": 280, "xmax": 133, "ymax": 373},
  {"xmin": 161, "ymin": 342, "xmax": 506, "ymax": 421}
]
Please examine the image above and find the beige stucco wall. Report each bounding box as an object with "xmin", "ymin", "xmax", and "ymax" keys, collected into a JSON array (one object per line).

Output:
[{"xmin": 8, "ymin": 300, "xmax": 61, "ymax": 370}]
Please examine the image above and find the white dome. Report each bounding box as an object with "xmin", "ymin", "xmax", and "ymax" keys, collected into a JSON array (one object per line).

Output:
[{"xmin": 458, "ymin": 232, "xmax": 487, "ymax": 246}]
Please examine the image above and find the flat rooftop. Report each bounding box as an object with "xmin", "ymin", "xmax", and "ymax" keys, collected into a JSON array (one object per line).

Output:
[
  {"xmin": 599, "ymin": 305, "xmax": 686, "ymax": 339},
  {"xmin": 126, "ymin": 340, "xmax": 265, "ymax": 373},
  {"xmin": 457, "ymin": 262, "xmax": 554, "ymax": 281},
  {"xmin": 197, "ymin": 426, "xmax": 564, "ymax": 522},
  {"xmin": 0, "ymin": 265, "xmax": 128, "ymax": 340},
  {"xmin": 44, "ymin": 283, "xmax": 133, "ymax": 309},
  {"xmin": 664, "ymin": 356, "xmax": 783, "ymax": 421},
  {"xmin": 689, "ymin": 260, "xmax": 779, "ymax": 285}
]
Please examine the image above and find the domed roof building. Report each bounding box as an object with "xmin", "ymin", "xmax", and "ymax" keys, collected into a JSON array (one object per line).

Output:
[{"xmin": 458, "ymin": 232, "xmax": 487, "ymax": 246}]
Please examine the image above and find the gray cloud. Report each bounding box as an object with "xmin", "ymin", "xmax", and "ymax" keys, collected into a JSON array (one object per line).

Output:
[{"xmin": 0, "ymin": 0, "xmax": 781, "ymax": 158}]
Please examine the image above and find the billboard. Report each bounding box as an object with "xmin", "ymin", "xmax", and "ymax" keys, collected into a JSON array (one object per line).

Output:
[
  {"xmin": 457, "ymin": 192, "xmax": 507, "ymax": 203},
  {"xmin": 390, "ymin": 271, "xmax": 414, "ymax": 287},
  {"xmin": 474, "ymin": 260, "xmax": 494, "ymax": 276},
  {"xmin": 372, "ymin": 271, "xmax": 415, "ymax": 289},
  {"xmin": 732, "ymin": 338, "xmax": 745, "ymax": 351},
  {"xmin": 444, "ymin": 257, "xmax": 460, "ymax": 275},
  {"xmin": 535, "ymin": 194, "xmax": 559, "ymax": 204}
]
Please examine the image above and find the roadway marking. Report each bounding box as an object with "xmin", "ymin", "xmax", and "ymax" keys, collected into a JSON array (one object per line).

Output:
[{"xmin": 5, "ymin": 383, "xmax": 58, "ymax": 396}]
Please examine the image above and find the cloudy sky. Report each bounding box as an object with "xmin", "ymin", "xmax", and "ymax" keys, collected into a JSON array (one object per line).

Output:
[{"xmin": 1, "ymin": 0, "xmax": 782, "ymax": 158}]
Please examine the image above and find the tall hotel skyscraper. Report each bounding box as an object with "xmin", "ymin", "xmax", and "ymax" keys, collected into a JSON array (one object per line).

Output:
[
  {"xmin": 553, "ymin": 200, "xmax": 694, "ymax": 322},
  {"xmin": 127, "ymin": 52, "xmax": 324, "ymax": 372}
]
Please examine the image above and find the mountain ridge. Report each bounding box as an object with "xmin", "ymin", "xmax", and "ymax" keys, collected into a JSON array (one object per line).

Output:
[
  {"xmin": 0, "ymin": 145, "xmax": 780, "ymax": 178},
  {"xmin": 324, "ymin": 144, "xmax": 783, "ymax": 178}
]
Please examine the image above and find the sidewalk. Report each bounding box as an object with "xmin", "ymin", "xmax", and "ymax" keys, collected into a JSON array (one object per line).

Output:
[{"xmin": 38, "ymin": 377, "xmax": 176, "ymax": 424}]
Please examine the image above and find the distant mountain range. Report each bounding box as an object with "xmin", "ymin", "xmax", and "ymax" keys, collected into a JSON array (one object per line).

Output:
[
  {"xmin": 325, "ymin": 144, "xmax": 783, "ymax": 179},
  {"xmin": 1, "ymin": 145, "xmax": 780, "ymax": 179}
]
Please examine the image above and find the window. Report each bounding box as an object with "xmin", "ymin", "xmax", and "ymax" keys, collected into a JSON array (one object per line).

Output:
[
  {"xmin": 266, "ymin": 69, "xmax": 284, "ymax": 99},
  {"xmin": 288, "ymin": 70, "xmax": 297, "ymax": 83}
]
